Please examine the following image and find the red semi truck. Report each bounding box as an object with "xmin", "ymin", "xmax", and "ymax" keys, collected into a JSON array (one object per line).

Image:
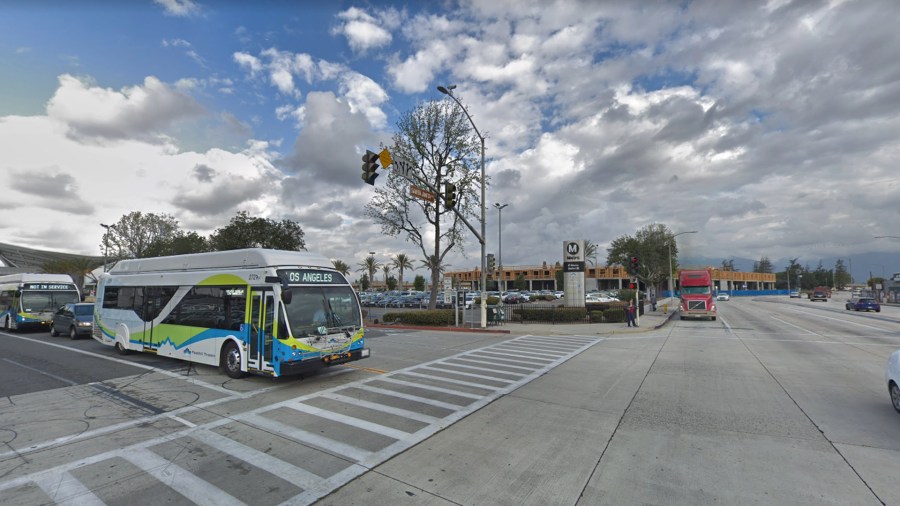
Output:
[{"xmin": 679, "ymin": 269, "xmax": 717, "ymax": 321}]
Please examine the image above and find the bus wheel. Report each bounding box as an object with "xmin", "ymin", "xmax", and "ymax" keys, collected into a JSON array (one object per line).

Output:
[
  {"xmin": 221, "ymin": 342, "xmax": 246, "ymax": 379},
  {"xmin": 115, "ymin": 341, "xmax": 130, "ymax": 355}
]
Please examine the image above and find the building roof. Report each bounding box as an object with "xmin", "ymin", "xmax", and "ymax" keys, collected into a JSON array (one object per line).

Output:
[{"xmin": 0, "ymin": 242, "xmax": 103, "ymax": 274}]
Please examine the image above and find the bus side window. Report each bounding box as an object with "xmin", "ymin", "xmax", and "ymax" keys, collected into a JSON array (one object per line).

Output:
[{"xmin": 102, "ymin": 287, "xmax": 120, "ymax": 309}]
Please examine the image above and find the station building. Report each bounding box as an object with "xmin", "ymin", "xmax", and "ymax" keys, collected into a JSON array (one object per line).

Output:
[{"xmin": 446, "ymin": 263, "xmax": 777, "ymax": 294}]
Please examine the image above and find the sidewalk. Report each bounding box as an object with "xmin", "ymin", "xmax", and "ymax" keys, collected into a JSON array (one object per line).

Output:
[{"xmin": 368, "ymin": 297, "xmax": 678, "ymax": 336}]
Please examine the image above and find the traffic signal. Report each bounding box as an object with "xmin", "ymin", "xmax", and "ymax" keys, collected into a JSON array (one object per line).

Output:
[
  {"xmin": 629, "ymin": 256, "xmax": 639, "ymax": 275},
  {"xmin": 361, "ymin": 150, "xmax": 379, "ymax": 185},
  {"xmin": 630, "ymin": 282, "xmax": 636, "ymax": 289},
  {"xmin": 444, "ymin": 182, "xmax": 457, "ymax": 208},
  {"xmin": 487, "ymin": 253, "xmax": 496, "ymax": 272}
]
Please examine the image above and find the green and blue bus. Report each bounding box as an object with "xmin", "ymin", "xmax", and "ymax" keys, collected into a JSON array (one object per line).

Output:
[
  {"xmin": 94, "ymin": 248, "xmax": 369, "ymax": 378},
  {"xmin": 0, "ymin": 273, "xmax": 81, "ymax": 331}
]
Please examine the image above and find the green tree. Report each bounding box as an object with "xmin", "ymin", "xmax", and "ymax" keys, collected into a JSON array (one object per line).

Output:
[
  {"xmin": 514, "ymin": 274, "xmax": 527, "ymax": 290},
  {"xmin": 208, "ymin": 211, "xmax": 305, "ymax": 251},
  {"xmin": 331, "ymin": 259, "xmax": 351, "ymax": 276},
  {"xmin": 364, "ymin": 100, "xmax": 482, "ymax": 309},
  {"xmin": 413, "ymin": 274, "xmax": 426, "ymax": 291},
  {"xmin": 753, "ymin": 256, "xmax": 774, "ymax": 273},
  {"xmin": 555, "ymin": 269, "xmax": 564, "ymax": 291},
  {"xmin": 359, "ymin": 273, "xmax": 370, "ymax": 291},
  {"xmin": 607, "ymin": 223, "xmax": 674, "ymax": 292},
  {"xmin": 721, "ymin": 258, "xmax": 736, "ymax": 271},
  {"xmin": 103, "ymin": 211, "xmax": 180, "ymax": 259},
  {"xmin": 834, "ymin": 259, "xmax": 850, "ymax": 289},
  {"xmin": 386, "ymin": 275, "xmax": 398, "ymax": 291},
  {"xmin": 391, "ymin": 253, "xmax": 415, "ymax": 290},
  {"xmin": 357, "ymin": 255, "xmax": 381, "ymax": 291},
  {"xmin": 144, "ymin": 231, "xmax": 209, "ymax": 257}
]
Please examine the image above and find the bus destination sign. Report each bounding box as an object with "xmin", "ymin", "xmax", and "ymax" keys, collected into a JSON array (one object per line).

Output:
[
  {"xmin": 277, "ymin": 269, "xmax": 347, "ymax": 285},
  {"xmin": 23, "ymin": 283, "xmax": 76, "ymax": 291}
]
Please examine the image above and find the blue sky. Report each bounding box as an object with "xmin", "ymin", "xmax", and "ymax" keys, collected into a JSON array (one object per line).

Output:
[{"xmin": 2, "ymin": 0, "xmax": 899, "ymax": 281}]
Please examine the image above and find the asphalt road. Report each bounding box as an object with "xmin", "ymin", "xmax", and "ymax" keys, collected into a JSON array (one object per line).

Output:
[{"xmin": 1, "ymin": 294, "xmax": 898, "ymax": 505}]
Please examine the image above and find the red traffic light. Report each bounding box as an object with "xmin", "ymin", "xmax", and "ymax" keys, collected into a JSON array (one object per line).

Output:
[{"xmin": 630, "ymin": 283, "xmax": 635, "ymax": 289}]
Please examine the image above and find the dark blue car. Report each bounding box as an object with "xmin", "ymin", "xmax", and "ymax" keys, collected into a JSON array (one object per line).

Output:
[
  {"xmin": 50, "ymin": 302, "xmax": 94, "ymax": 339},
  {"xmin": 847, "ymin": 298, "xmax": 880, "ymax": 312}
]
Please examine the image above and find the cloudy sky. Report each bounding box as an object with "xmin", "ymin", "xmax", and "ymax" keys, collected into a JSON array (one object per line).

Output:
[{"xmin": 2, "ymin": 0, "xmax": 899, "ymax": 279}]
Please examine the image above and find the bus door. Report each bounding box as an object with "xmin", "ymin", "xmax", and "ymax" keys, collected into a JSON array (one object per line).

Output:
[{"xmin": 248, "ymin": 288, "xmax": 275, "ymax": 373}]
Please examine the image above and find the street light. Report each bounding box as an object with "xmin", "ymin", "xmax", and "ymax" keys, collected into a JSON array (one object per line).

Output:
[
  {"xmin": 668, "ymin": 230, "xmax": 697, "ymax": 300},
  {"xmin": 100, "ymin": 223, "xmax": 113, "ymax": 272},
  {"xmin": 438, "ymin": 84, "xmax": 488, "ymax": 328},
  {"xmin": 494, "ymin": 203, "xmax": 508, "ymax": 292}
]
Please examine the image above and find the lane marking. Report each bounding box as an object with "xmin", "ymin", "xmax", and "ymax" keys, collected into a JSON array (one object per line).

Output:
[{"xmin": 0, "ymin": 331, "xmax": 287, "ymax": 398}]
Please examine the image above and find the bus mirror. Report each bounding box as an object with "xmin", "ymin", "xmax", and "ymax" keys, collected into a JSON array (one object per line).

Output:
[{"xmin": 282, "ymin": 289, "xmax": 293, "ymax": 304}]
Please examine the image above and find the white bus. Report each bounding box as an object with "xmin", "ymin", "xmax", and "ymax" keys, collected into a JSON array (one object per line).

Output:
[
  {"xmin": 0, "ymin": 273, "xmax": 81, "ymax": 331},
  {"xmin": 94, "ymin": 249, "xmax": 369, "ymax": 378}
]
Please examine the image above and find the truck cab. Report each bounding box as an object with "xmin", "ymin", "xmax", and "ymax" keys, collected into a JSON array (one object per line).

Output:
[{"xmin": 678, "ymin": 269, "xmax": 717, "ymax": 321}]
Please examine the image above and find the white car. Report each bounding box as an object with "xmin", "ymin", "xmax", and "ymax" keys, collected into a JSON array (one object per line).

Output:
[
  {"xmin": 716, "ymin": 293, "xmax": 730, "ymax": 301},
  {"xmin": 886, "ymin": 350, "xmax": 900, "ymax": 413}
]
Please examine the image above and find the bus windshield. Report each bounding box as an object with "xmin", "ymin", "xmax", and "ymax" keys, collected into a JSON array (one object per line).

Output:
[
  {"xmin": 681, "ymin": 286, "xmax": 711, "ymax": 295},
  {"xmin": 21, "ymin": 290, "xmax": 80, "ymax": 312},
  {"xmin": 284, "ymin": 285, "xmax": 362, "ymax": 337}
]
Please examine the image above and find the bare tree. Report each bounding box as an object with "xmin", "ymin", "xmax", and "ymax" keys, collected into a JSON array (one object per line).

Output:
[{"xmin": 364, "ymin": 100, "xmax": 482, "ymax": 309}]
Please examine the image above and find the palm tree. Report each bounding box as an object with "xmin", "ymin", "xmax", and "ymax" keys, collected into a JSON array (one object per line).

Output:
[
  {"xmin": 584, "ymin": 240, "xmax": 599, "ymax": 267},
  {"xmin": 331, "ymin": 259, "xmax": 350, "ymax": 276},
  {"xmin": 391, "ymin": 253, "xmax": 415, "ymax": 290},
  {"xmin": 41, "ymin": 257, "xmax": 103, "ymax": 294},
  {"xmin": 381, "ymin": 264, "xmax": 391, "ymax": 287},
  {"xmin": 357, "ymin": 255, "xmax": 381, "ymax": 290}
]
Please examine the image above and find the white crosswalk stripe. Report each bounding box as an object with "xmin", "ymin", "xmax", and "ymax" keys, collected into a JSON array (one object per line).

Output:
[{"xmin": 0, "ymin": 334, "xmax": 602, "ymax": 505}]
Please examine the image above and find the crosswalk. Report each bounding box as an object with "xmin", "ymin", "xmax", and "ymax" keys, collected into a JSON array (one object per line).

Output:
[{"xmin": 0, "ymin": 334, "xmax": 602, "ymax": 505}]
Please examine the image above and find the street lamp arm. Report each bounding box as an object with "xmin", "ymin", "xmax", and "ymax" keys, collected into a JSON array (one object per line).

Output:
[{"xmin": 437, "ymin": 88, "xmax": 484, "ymax": 141}]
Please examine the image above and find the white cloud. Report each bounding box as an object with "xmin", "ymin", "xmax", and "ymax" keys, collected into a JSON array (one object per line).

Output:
[
  {"xmin": 333, "ymin": 7, "xmax": 397, "ymax": 53},
  {"xmin": 153, "ymin": 0, "xmax": 200, "ymax": 17},
  {"xmin": 46, "ymin": 74, "xmax": 204, "ymax": 143}
]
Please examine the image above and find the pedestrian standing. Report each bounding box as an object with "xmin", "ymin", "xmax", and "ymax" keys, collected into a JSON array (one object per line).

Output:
[{"xmin": 626, "ymin": 300, "xmax": 638, "ymax": 327}]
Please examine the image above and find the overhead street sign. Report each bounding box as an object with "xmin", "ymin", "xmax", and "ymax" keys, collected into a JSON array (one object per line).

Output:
[
  {"xmin": 410, "ymin": 185, "xmax": 435, "ymax": 202},
  {"xmin": 392, "ymin": 158, "xmax": 415, "ymax": 182}
]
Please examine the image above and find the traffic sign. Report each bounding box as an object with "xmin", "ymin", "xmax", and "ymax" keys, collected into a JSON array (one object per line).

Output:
[
  {"xmin": 410, "ymin": 185, "xmax": 435, "ymax": 202},
  {"xmin": 392, "ymin": 158, "xmax": 415, "ymax": 181},
  {"xmin": 378, "ymin": 148, "xmax": 392, "ymax": 168}
]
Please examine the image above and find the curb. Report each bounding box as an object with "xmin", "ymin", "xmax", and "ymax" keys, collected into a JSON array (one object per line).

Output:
[{"xmin": 367, "ymin": 323, "xmax": 511, "ymax": 334}]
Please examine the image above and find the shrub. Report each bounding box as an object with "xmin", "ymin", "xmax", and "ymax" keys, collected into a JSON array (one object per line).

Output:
[
  {"xmin": 512, "ymin": 306, "xmax": 587, "ymax": 323},
  {"xmin": 603, "ymin": 308, "xmax": 626, "ymax": 323},
  {"xmin": 381, "ymin": 310, "xmax": 457, "ymax": 326},
  {"xmin": 474, "ymin": 296, "xmax": 501, "ymax": 305}
]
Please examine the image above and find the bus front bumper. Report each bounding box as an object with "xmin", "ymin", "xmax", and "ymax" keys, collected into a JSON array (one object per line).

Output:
[{"xmin": 279, "ymin": 347, "xmax": 371, "ymax": 376}]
